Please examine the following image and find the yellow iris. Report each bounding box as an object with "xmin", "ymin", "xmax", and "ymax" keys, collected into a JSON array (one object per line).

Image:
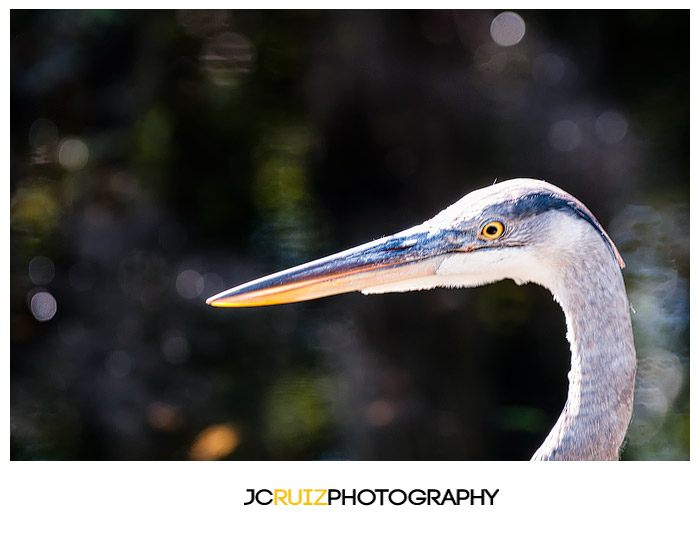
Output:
[{"xmin": 480, "ymin": 220, "xmax": 505, "ymax": 240}]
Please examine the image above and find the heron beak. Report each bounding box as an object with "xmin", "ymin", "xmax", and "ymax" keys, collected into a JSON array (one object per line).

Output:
[{"xmin": 206, "ymin": 226, "xmax": 460, "ymax": 307}]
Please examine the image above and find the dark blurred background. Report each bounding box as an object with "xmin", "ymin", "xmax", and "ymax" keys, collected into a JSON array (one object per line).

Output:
[{"xmin": 10, "ymin": 10, "xmax": 689, "ymax": 460}]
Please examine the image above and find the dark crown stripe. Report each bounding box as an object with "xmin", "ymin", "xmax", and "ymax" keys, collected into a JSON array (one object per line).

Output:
[{"xmin": 492, "ymin": 191, "xmax": 624, "ymax": 269}]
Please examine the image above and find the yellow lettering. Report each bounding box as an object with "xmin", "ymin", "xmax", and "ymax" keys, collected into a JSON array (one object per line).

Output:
[
  {"xmin": 274, "ymin": 489, "xmax": 288, "ymax": 505},
  {"xmin": 303, "ymin": 489, "xmax": 313, "ymax": 506},
  {"xmin": 288, "ymin": 489, "xmax": 302, "ymax": 505},
  {"xmin": 314, "ymin": 489, "xmax": 328, "ymax": 506}
]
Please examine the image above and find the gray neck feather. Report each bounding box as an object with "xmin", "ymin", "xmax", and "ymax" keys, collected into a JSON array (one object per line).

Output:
[{"xmin": 530, "ymin": 224, "xmax": 637, "ymax": 461}]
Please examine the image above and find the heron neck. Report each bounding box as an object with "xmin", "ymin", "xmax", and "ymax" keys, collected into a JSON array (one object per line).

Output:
[{"xmin": 531, "ymin": 247, "xmax": 637, "ymax": 461}]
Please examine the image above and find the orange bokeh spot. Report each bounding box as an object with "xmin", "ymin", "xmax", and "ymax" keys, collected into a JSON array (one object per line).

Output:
[{"xmin": 189, "ymin": 423, "xmax": 240, "ymax": 461}]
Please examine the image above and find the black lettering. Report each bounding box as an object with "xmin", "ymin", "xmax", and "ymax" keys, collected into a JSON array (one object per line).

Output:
[
  {"xmin": 243, "ymin": 489, "xmax": 255, "ymax": 505},
  {"xmin": 375, "ymin": 489, "xmax": 389, "ymax": 505},
  {"xmin": 389, "ymin": 489, "xmax": 407, "ymax": 505},
  {"xmin": 409, "ymin": 489, "xmax": 426, "ymax": 505},
  {"xmin": 470, "ymin": 489, "xmax": 486, "ymax": 505},
  {"xmin": 327, "ymin": 489, "xmax": 341, "ymax": 505},
  {"xmin": 256, "ymin": 489, "xmax": 272, "ymax": 505},
  {"xmin": 341, "ymin": 489, "xmax": 357, "ymax": 505},
  {"xmin": 357, "ymin": 489, "xmax": 375, "ymax": 505},
  {"xmin": 442, "ymin": 489, "xmax": 457, "ymax": 505},
  {"xmin": 456, "ymin": 489, "xmax": 470, "ymax": 504},
  {"xmin": 485, "ymin": 489, "xmax": 499, "ymax": 505},
  {"xmin": 427, "ymin": 489, "xmax": 442, "ymax": 505}
]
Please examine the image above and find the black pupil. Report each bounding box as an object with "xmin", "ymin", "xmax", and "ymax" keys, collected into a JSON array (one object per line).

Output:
[{"xmin": 485, "ymin": 225, "xmax": 499, "ymax": 236}]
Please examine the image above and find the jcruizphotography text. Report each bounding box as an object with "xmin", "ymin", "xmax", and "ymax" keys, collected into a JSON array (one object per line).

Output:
[{"xmin": 244, "ymin": 488, "xmax": 499, "ymax": 506}]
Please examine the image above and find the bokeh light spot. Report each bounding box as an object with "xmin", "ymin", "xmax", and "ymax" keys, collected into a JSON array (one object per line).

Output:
[
  {"xmin": 629, "ymin": 348, "xmax": 683, "ymax": 444},
  {"xmin": 549, "ymin": 119, "xmax": 582, "ymax": 152},
  {"xmin": 490, "ymin": 12, "xmax": 526, "ymax": 47},
  {"xmin": 201, "ymin": 31, "xmax": 255, "ymax": 86},
  {"xmin": 161, "ymin": 331, "xmax": 190, "ymax": 364},
  {"xmin": 146, "ymin": 402, "xmax": 183, "ymax": 432},
  {"xmin": 30, "ymin": 291, "xmax": 57, "ymax": 322},
  {"xmin": 29, "ymin": 255, "xmax": 55, "ymax": 285},
  {"xmin": 28, "ymin": 118, "xmax": 58, "ymax": 148},
  {"xmin": 365, "ymin": 400, "xmax": 396, "ymax": 427},
  {"xmin": 105, "ymin": 350, "xmax": 132, "ymax": 379},
  {"xmin": 58, "ymin": 137, "xmax": 89, "ymax": 171},
  {"xmin": 109, "ymin": 172, "xmax": 140, "ymax": 201},
  {"xmin": 532, "ymin": 53, "xmax": 566, "ymax": 86},
  {"xmin": 11, "ymin": 182, "xmax": 61, "ymax": 237},
  {"xmin": 595, "ymin": 110, "xmax": 628, "ymax": 144},
  {"xmin": 189, "ymin": 423, "xmax": 240, "ymax": 460},
  {"xmin": 176, "ymin": 269, "xmax": 204, "ymax": 299}
]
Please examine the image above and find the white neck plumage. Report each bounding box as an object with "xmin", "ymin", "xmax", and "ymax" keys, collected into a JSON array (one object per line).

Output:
[{"xmin": 530, "ymin": 217, "xmax": 636, "ymax": 460}]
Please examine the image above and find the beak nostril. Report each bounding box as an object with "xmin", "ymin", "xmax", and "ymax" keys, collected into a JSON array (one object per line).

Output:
[{"xmin": 381, "ymin": 238, "xmax": 418, "ymax": 252}]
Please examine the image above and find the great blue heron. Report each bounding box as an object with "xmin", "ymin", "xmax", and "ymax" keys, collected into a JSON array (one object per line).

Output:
[{"xmin": 207, "ymin": 178, "xmax": 636, "ymax": 461}]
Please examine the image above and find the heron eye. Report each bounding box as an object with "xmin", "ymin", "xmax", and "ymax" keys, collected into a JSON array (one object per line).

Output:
[{"xmin": 480, "ymin": 220, "xmax": 505, "ymax": 240}]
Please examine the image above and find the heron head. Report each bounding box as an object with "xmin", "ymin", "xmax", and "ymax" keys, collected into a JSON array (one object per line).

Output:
[{"xmin": 206, "ymin": 178, "xmax": 624, "ymax": 307}]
